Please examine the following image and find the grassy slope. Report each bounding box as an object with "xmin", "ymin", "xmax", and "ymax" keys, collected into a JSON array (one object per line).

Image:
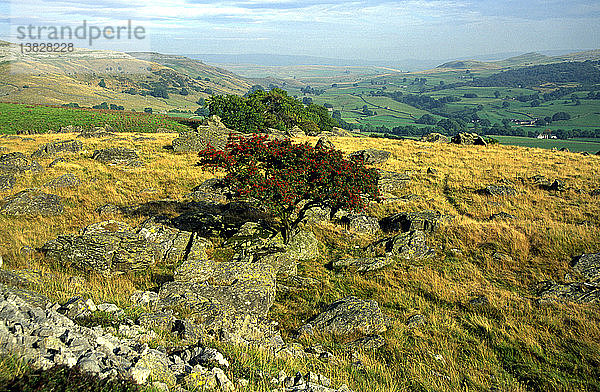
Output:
[
  {"xmin": 0, "ymin": 134, "xmax": 599, "ymax": 391},
  {"xmin": 0, "ymin": 43, "xmax": 252, "ymax": 112},
  {"xmin": 0, "ymin": 102, "xmax": 190, "ymax": 134}
]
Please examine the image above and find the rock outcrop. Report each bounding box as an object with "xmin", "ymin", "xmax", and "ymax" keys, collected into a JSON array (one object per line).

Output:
[
  {"xmin": 45, "ymin": 173, "xmax": 80, "ymax": 189},
  {"xmin": 348, "ymin": 149, "xmax": 391, "ymax": 164},
  {"xmin": 31, "ymin": 140, "xmax": 83, "ymax": 158},
  {"xmin": 380, "ymin": 210, "xmax": 444, "ymax": 233},
  {"xmin": 172, "ymin": 116, "xmax": 236, "ymax": 152},
  {"xmin": 298, "ymin": 296, "xmax": 387, "ymax": 337},
  {"xmin": 92, "ymin": 147, "xmax": 141, "ymax": 167},
  {"xmin": 420, "ymin": 133, "xmax": 449, "ymax": 143},
  {"xmin": 451, "ymin": 133, "xmax": 487, "ymax": 146},
  {"xmin": 0, "ymin": 152, "xmax": 43, "ymax": 174},
  {"xmin": 158, "ymin": 259, "xmax": 282, "ymax": 347},
  {"xmin": 0, "ymin": 284, "xmax": 234, "ymax": 390},
  {"xmin": 0, "ymin": 189, "xmax": 63, "ymax": 216}
]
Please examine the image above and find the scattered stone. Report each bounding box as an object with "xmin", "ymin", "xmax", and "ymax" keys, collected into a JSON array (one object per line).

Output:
[
  {"xmin": 548, "ymin": 179, "xmax": 565, "ymax": 191},
  {"xmin": 451, "ymin": 132, "xmax": 487, "ymax": 146},
  {"xmin": 490, "ymin": 212, "xmax": 517, "ymax": 220},
  {"xmin": 539, "ymin": 281, "xmax": 600, "ymax": 304},
  {"xmin": 0, "ymin": 152, "xmax": 43, "ymax": 174},
  {"xmin": 172, "ymin": 116, "xmax": 236, "ymax": 152},
  {"xmin": 44, "ymin": 173, "xmax": 80, "ymax": 189},
  {"xmin": 572, "ymin": 253, "xmax": 600, "ymax": 282},
  {"xmin": 58, "ymin": 296, "xmax": 97, "ymax": 319},
  {"xmin": 97, "ymin": 303, "xmax": 122, "ymax": 314},
  {"xmin": 378, "ymin": 170, "xmax": 410, "ymax": 193},
  {"xmin": 0, "ymin": 189, "xmax": 63, "ymax": 216},
  {"xmin": 481, "ymin": 185, "xmax": 516, "ymax": 196},
  {"xmin": 348, "ymin": 149, "xmax": 391, "ymax": 164},
  {"xmin": 92, "ymin": 147, "xmax": 141, "ymax": 166},
  {"xmin": 315, "ymin": 136, "xmax": 334, "ymax": 150},
  {"xmin": 380, "ymin": 210, "xmax": 443, "ymax": 233},
  {"xmin": 427, "ymin": 167, "xmax": 437, "ymax": 175},
  {"xmin": 31, "ymin": 140, "xmax": 83, "ymax": 158},
  {"xmin": 298, "ymin": 296, "xmax": 386, "ymax": 337},
  {"xmin": 420, "ymin": 133, "xmax": 449, "ymax": 143},
  {"xmin": 333, "ymin": 257, "xmax": 393, "ymax": 273},
  {"xmin": 559, "ymin": 147, "xmax": 569, "ymax": 152},
  {"xmin": 130, "ymin": 291, "xmax": 159, "ymax": 309},
  {"xmin": 0, "ymin": 174, "xmax": 16, "ymax": 190}
]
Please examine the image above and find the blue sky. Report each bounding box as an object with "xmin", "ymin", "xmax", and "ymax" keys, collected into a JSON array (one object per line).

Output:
[{"xmin": 1, "ymin": 0, "xmax": 599, "ymax": 61}]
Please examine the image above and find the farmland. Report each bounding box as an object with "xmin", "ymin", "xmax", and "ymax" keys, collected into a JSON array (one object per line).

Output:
[{"xmin": 0, "ymin": 102, "xmax": 190, "ymax": 134}]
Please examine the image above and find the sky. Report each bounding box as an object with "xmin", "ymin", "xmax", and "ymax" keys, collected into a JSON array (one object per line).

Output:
[{"xmin": 1, "ymin": 0, "xmax": 599, "ymax": 62}]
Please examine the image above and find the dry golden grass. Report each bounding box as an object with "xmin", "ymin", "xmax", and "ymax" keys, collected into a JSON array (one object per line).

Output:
[{"xmin": 1, "ymin": 133, "xmax": 600, "ymax": 391}]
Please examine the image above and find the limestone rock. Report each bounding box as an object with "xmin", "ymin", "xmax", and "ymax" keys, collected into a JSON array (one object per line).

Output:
[
  {"xmin": 187, "ymin": 178, "xmax": 229, "ymax": 204},
  {"xmin": 298, "ymin": 296, "xmax": 386, "ymax": 337},
  {"xmin": 539, "ymin": 281, "xmax": 600, "ymax": 304},
  {"xmin": 172, "ymin": 116, "xmax": 236, "ymax": 152},
  {"xmin": 380, "ymin": 210, "xmax": 444, "ymax": 233},
  {"xmin": 315, "ymin": 137, "xmax": 334, "ymax": 150},
  {"xmin": 92, "ymin": 147, "xmax": 141, "ymax": 166},
  {"xmin": 384, "ymin": 230, "xmax": 434, "ymax": 260},
  {"xmin": 572, "ymin": 253, "xmax": 600, "ymax": 282},
  {"xmin": 349, "ymin": 149, "xmax": 391, "ymax": 164},
  {"xmin": 420, "ymin": 133, "xmax": 449, "ymax": 143},
  {"xmin": 227, "ymin": 223, "xmax": 319, "ymax": 276},
  {"xmin": 31, "ymin": 140, "xmax": 82, "ymax": 158},
  {"xmin": 40, "ymin": 231, "xmax": 155, "ymax": 275},
  {"xmin": 159, "ymin": 261, "xmax": 278, "ymax": 343},
  {"xmin": 481, "ymin": 185, "xmax": 516, "ymax": 196},
  {"xmin": 0, "ymin": 152, "xmax": 43, "ymax": 174},
  {"xmin": 45, "ymin": 173, "xmax": 80, "ymax": 189},
  {"xmin": 0, "ymin": 189, "xmax": 63, "ymax": 216},
  {"xmin": 0, "ymin": 174, "xmax": 15, "ymax": 190},
  {"xmin": 340, "ymin": 214, "xmax": 380, "ymax": 235},
  {"xmin": 451, "ymin": 132, "xmax": 487, "ymax": 146}
]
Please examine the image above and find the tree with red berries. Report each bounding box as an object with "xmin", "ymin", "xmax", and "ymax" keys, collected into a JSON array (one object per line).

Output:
[{"xmin": 198, "ymin": 135, "xmax": 379, "ymax": 242}]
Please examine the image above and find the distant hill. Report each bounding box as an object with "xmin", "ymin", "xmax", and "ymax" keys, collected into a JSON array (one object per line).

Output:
[
  {"xmin": 435, "ymin": 49, "xmax": 600, "ymax": 71},
  {"xmin": 0, "ymin": 41, "xmax": 252, "ymax": 111},
  {"xmin": 436, "ymin": 60, "xmax": 499, "ymax": 70}
]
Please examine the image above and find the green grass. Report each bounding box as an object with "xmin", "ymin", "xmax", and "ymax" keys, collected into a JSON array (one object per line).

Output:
[
  {"xmin": 0, "ymin": 103, "xmax": 190, "ymax": 134},
  {"xmin": 494, "ymin": 135, "xmax": 600, "ymax": 152}
]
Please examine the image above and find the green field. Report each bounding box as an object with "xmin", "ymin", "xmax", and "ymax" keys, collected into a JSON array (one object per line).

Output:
[
  {"xmin": 0, "ymin": 103, "xmax": 190, "ymax": 134},
  {"xmin": 284, "ymin": 67, "xmax": 600, "ymax": 134},
  {"xmin": 495, "ymin": 135, "xmax": 600, "ymax": 153}
]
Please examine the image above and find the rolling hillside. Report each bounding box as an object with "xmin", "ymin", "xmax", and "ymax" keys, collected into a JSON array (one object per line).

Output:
[{"xmin": 0, "ymin": 41, "xmax": 252, "ymax": 112}]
